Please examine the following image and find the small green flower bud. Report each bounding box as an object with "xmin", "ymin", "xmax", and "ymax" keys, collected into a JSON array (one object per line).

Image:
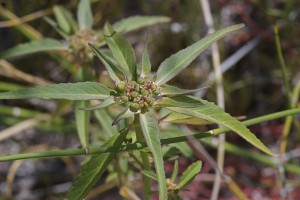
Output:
[
  {"xmin": 130, "ymin": 91, "xmax": 139, "ymax": 98},
  {"xmin": 148, "ymin": 99, "xmax": 154, "ymax": 106},
  {"xmin": 140, "ymin": 89, "xmax": 149, "ymax": 96},
  {"xmin": 129, "ymin": 103, "xmax": 140, "ymax": 112},
  {"xmin": 116, "ymin": 81, "xmax": 126, "ymax": 91},
  {"xmin": 153, "ymin": 88, "xmax": 160, "ymax": 95},
  {"xmin": 120, "ymin": 96, "xmax": 128, "ymax": 102},
  {"xmin": 137, "ymin": 77, "xmax": 145, "ymax": 84},
  {"xmin": 141, "ymin": 106, "xmax": 149, "ymax": 114},
  {"xmin": 133, "ymin": 97, "xmax": 139, "ymax": 102}
]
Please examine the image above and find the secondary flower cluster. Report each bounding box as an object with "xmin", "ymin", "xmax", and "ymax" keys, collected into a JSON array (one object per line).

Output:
[{"xmin": 114, "ymin": 78, "xmax": 161, "ymax": 113}]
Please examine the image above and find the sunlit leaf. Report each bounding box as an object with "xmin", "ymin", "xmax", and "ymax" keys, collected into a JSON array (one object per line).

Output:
[
  {"xmin": 103, "ymin": 23, "xmax": 136, "ymax": 80},
  {"xmin": 0, "ymin": 82, "xmax": 112, "ymax": 100},
  {"xmin": 77, "ymin": 0, "xmax": 93, "ymax": 30},
  {"xmin": 177, "ymin": 161, "xmax": 202, "ymax": 188},
  {"xmin": 164, "ymin": 96, "xmax": 275, "ymax": 155},
  {"xmin": 0, "ymin": 38, "xmax": 68, "ymax": 59},
  {"xmin": 113, "ymin": 15, "xmax": 170, "ymax": 34},
  {"xmin": 65, "ymin": 128, "xmax": 129, "ymax": 200},
  {"xmin": 155, "ymin": 24, "xmax": 244, "ymax": 85},
  {"xmin": 139, "ymin": 112, "xmax": 167, "ymax": 200}
]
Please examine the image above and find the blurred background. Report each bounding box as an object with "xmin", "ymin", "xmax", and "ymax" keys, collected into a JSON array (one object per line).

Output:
[{"xmin": 0, "ymin": 0, "xmax": 300, "ymax": 199}]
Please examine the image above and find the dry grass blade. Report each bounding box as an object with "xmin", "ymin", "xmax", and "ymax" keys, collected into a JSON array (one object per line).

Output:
[
  {"xmin": 0, "ymin": 5, "xmax": 42, "ymax": 39},
  {"xmin": 5, "ymin": 144, "xmax": 78, "ymax": 198},
  {"xmin": 0, "ymin": 115, "xmax": 50, "ymax": 142},
  {"xmin": 0, "ymin": 60, "xmax": 52, "ymax": 86},
  {"xmin": 0, "ymin": 8, "xmax": 53, "ymax": 28}
]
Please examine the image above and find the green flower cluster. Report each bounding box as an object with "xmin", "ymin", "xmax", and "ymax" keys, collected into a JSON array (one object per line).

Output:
[{"xmin": 114, "ymin": 78, "xmax": 161, "ymax": 113}]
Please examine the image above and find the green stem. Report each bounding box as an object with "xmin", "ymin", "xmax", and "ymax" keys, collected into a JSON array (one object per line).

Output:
[
  {"xmin": 134, "ymin": 114, "xmax": 151, "ymax": 200},
  {"xmin": 1, "ymin": 108, "xmax": 300, "ymax": 163}
]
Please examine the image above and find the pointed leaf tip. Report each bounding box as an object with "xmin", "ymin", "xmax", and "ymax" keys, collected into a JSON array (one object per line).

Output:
[{"xmin": 155, "ymin": 24, "xmax": 244, "ymax": 85}]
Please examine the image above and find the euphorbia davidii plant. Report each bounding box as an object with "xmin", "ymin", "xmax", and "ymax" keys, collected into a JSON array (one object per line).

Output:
[{"xmin": 0, "ymin": 23, "xmax": 274, "ymax": 199}]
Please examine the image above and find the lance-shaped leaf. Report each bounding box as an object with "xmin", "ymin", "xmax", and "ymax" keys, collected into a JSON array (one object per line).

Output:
[
  {"xmin": 94, "ymin": 109, "xmax": 118, "ymax": 137},
  {"xmin": 53, "ymin": 6, "xmax": 72, "ymax": 35},
  {"xmin": 113, "ymin": 15, "xmax": 171, "ymax": 34},
  {"xmin": 171, "ymin": 160, "xmax": 179, "ymax": 182},
  {"xmin": 139, "ymin": 112, "xmax": 167, "ymax": 200},
  {"xmin": 161, "ymin": 85, "xmax": 208, "ymax": 96},
  {"xmin": 155, "ymin": 24, "xmax": 244, "ymax": 85},
  {"xmin": 163, "ymin": 112, "xmax": 213, "ymax": 125},
  {"xmin": 65, "ymin": 128, "xmax": 129, "ymax": 200},
  {"xmin": 0, "ymin": 38, "xmax": 68, "ymax": 59},
  {"xmin": 0, "ymin": 82, "xmax": 112, "ymax": 100},
  {"xmin": 112, "ymin": 105, "xmax": 132, "ymax": 126},
  {"xmin": 75, "ymin": 100, "xmax": 90, "ymax": 147},
  {"xmin": 177, "ymin": 161, "xmax": 202, "ymax": 189},
  {"xmin": 77, "ymin": 0, "xmax": 93, "ymax": 30},
  {"xmin": 103, "ymin": 23, "xmax": 136, "ymax": 80},
  {"xmin": 141, "ymin": 42, "xmax": 151, "ymax": 77},
  {"xmin": 162, "ymin": 96, "xmax": 275, "ymax": 155},
  {"xmin": 80, "ymin": 96, "xmax": 116, "ymax": 111},
  {"xmin": 155, "ymin": 96, "xmax": 201, "ymax": 108},
  {"xmin": 89, "ymin": 43, "xmax": 124, "ymax": 82}
]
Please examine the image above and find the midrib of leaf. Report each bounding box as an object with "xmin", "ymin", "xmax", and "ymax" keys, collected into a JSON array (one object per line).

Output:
[
  {"xmin": 155, "ymin": 24, "xmax": 244, "ymax": 85},
  {"xmin": 139, "ymin": 113, "xmax": 167, "ymax": 200}
]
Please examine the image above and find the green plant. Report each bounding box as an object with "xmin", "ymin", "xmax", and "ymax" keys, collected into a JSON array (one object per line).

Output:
[{"xmin": 0, "ymin": 22, "xmax": 277, "ymax": 199}]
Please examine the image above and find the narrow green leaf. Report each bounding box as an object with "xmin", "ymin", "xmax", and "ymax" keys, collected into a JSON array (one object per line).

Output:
[
  {"xmin": 139, "ymin": 112, "xmax": 167, "ymax": 200},
  {"xmin": 0, "ymin": 82, "xmax": 112, "ymax": 100},
  {"xmin": 178, "ymin": 161, "xmax": 202, "ymax": 188},
  {"xmin": 65, "ymin": 128, "xmax": 129, "ymax": 200},
  {"xmin": 44, "ymin": 16, "xmax": 69, "ymax": 39},
  {"xmin": 89, "ymin": 43, "xmax": 124, "ymax": 82},
  {"xmin": 171, "ymin": 160, "xmax": 179, "ymax": 182},
  {"xmin": 141, "ymin": 43, "xmax": 151, "ymax": 77},
  {"xmin": 80, "ymin": 96, "xmax": 116, "ymax": 111},
  {"xmin": 155, "ymin": 24, "xmax": 244, "ymax": 85},
  {"xmin": 112, "ymin": 105, "xmax": 131, "ymax": 126},
  {"xmin": 0, "ymin": 38, "xmax": 68, "ymax": 59},
  {"xmin": 142, "ymin": 170, "xmax": 158, "ymax": 181},
  {"xmin": 103, "ymin": 23, "xmax": 136, "ymax": 80},
  {"xmin": 94, "ymin": 109, "xmax": 118, "ymax": 137},
  {"xmin": 155, "ymin": 96, "xmax": 202, "ymax": 108},
  {"xmin": 163, "ymin": 112, "xmax": 213, "ymax": 125},
  {"xmin": 165, "ymin": 96, "xmax": 275, "ymax": 155},
  {"xmin": 75, "ymin": 101, "xmax": 90, "ymax": 147},
  {"xmin": 161, "ymin": 85, "xmax": 208, "ymax": 96},
  {"xmin": 113, "ymin": 15, "xmax": 171, "ymax": 34},
  {"xmin": 53, "ymin": 6, "xmax": 72, "ymax": 34},
  {"xmin": 77, "ymin": 0, "xmax": 93, "ymax": 30}
]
